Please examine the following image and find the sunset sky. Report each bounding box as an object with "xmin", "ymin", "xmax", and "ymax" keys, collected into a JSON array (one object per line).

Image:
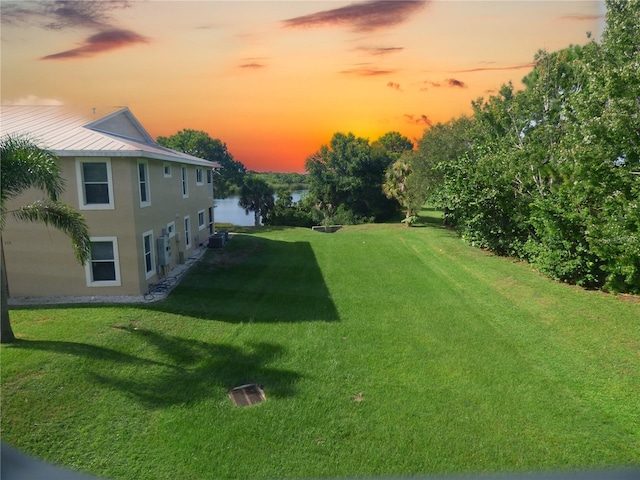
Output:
[{"xmin": 2, "ymin": 1, "xmax": 605, "ymax": 172}]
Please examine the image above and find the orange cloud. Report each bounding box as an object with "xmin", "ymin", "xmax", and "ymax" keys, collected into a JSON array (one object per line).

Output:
[
  {"xmin": 387, "ymin": 82, "xmax": 402, "ymax": 91},
  {"xmin": 282, "ymin": 0, "xmax": 427, "ymax": 33},
  {"xmin": 40, "ymin": 29, "xmax": 148, "ymax": 60}
]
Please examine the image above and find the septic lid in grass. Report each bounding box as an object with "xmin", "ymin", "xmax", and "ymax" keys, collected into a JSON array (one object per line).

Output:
[{"xmin": 229, "ymin": 384, "xmax": 265, "ymax": 406}]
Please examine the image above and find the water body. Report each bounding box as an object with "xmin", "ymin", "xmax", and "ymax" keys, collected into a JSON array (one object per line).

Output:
[{"xmin": 214, "ymin": 191, "xmax": 306, "ymax": 227}]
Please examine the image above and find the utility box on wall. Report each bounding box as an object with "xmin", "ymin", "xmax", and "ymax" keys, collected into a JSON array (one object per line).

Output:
[{"xmin": 157, "ymin": 236, "xmax": 171, "ymax": 266}]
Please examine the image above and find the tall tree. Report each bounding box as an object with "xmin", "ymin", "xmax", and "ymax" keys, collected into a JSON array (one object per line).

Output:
[
  {"xmin": 157, "ymin": 129, "xmax": 246, "ymax": 198},
  {"xmin": 238, "ymin": 175, "xmax": 275, "ymax": 227},
  {"xmin": 1, "ymin": 135, "xmax": 91, "ymax": 343},
  {"xmin": 305, "ymin": 132, "xmax": 397, "ymax": 224},
  {"xmin": 374, "ymin": 131, "xmax": 414, "ymax": 160},
  {"xmin": 415, "ymin": 115, "xmax": 472, "ymax": 209},
  {"xmin": 551, "ymin": 0, "xmax": 640, "ymax": 291}
]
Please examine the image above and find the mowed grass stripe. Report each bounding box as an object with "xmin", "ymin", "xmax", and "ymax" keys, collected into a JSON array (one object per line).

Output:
[
  {"xmin": 2, "ymin": 221, "xmax": 639, "ymax": 479},
  {"xmin": 302, "ymin": 223, "xmax": 639, "ymax": 468}
]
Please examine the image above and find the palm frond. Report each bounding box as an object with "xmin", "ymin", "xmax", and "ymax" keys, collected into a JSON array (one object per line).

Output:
[
  {"xmin": 1, "ymin": 134, "xmax": 65, "ymax": 209},
  {"xmin": 12, "ymin": 200, "xmax": 91, "ymax": 265}
]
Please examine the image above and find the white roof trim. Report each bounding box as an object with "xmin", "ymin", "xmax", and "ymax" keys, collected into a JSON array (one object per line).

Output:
[{"xmin": 54, "ymin": 149, "xmax": 217, "ymax": 166}]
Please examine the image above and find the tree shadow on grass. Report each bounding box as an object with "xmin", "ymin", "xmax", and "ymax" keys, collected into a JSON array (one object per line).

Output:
[
  {"xmin": 8, "ymin": 338, "xmax": 168, "ymax": 367},
  {"xmin": 9, "ymin": 331, "xmax": 300, "ymax": 408},
  {"xmin": 413, "ymin": 207, "xmax": 448, "ymax": 229},
  {"xmin": 144, "ymin": 235, "xmax": 340, "ymax": 323}
]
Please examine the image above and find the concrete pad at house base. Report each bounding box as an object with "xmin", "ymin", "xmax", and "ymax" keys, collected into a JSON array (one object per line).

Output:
[{"xmin": 7, "ymin": 245, "xmax": 209, "ymax": 306}]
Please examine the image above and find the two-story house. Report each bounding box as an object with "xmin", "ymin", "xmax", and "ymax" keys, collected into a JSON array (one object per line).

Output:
[{"xmin": 1, "ymin": 105, "xmax": 221, "ymax": 299}]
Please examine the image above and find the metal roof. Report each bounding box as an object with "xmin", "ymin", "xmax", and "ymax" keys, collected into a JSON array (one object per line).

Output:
[{"xmin": 0, "ymin": 105, "xmax": 221, "ymax": 168}]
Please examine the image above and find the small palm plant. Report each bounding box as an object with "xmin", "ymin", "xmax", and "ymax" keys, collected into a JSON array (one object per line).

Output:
[{"xmin": 1, "ymin": 135, "xmax": 91, "ymax": 343}]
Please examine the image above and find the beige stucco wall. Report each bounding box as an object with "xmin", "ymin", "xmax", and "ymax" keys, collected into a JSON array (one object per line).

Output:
[
  {"xmin": 130, "ymin": 158, "xmax": 214, "ymax": 294},
  {"xmin": 2, "ymin": 220, "xmax": 89, "ymax": 297},
  {"xmin": 3, "ymin": 155, "xmax": 214, "ymax": 299}
]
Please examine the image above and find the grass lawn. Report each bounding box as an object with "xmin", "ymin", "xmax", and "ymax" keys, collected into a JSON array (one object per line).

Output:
[{"xmin": 2, "ymin": 211, "xmax": 639, "ymax": 479}]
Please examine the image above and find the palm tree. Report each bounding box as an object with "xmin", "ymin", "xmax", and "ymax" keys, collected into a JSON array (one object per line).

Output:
[
  {"xmin": 383, "ymin": 150, "xmax": 430, "ymax": 226},
  {"xmin": 238, "ymin": 175, "xmax": 275, "ymax": 227},
  {"xmin": 1, "ymin": 135, "xmax": 91, "ymax": 343}
]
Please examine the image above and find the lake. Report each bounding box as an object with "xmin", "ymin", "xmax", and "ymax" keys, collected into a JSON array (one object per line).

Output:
[{"xmin": 214, "ymin": 191, "xmax": 306, "ymax": 227}]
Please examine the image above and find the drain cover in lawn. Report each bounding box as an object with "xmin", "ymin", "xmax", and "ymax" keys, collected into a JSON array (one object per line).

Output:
[{"xmin": 229, "ymin": 384, "xmax": 266, "ymax": 406}]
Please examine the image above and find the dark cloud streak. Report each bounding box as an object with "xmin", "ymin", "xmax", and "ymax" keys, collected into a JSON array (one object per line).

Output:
[
  {"xmin": 239, "ymin": 63, "xmax": 267, "ymax": 69},
  {"xmin": 1, "ymin": 1, "xmax": 131, "ymax": 29},
  {"xmin": 560, "ymin": 14, "xmax": 603, "ymax": 22},
  {"xmin": 404, "ymin": 114, "xmax": 432, "ymax": 126},
  {"xmin": 40, "ymin": 29, "xmax": 148, "ymax": 60},
  {"xmin": 420, "ymin": 79, "xmax": 467, "ymax": 90},
  {"xmin": 238, "ymin": 57, "xmax": 269, "ymax": 69},
  {"xmin": 282, "ymin": 0, "xmax": 427, "ymax": 33},
  {"xmin": 445, "ymin": 78, "xmax": 467, "ymax": 88},
  {"xmin": 451, "ymin": 62, "xmax": 535, "ymax": 73},
  {"xmin": 3, "ymin": 1, "xmax": 148, "ymax": 61},
  {"xmin": 341, "ymin": 66, "xmax": 398, "ymax": 76},
  {"xmin": 355, "ymin": 46, "xmax": 404, "ymax": 56},
  {"xmin": 420, "ymin": 80, "xmax": 441, "ymax": 91}
]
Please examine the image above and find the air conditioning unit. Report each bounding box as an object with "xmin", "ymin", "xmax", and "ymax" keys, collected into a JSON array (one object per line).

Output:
[{"xmin": 157, "ymin": 236, "xmax": 171, "ymax": 266}]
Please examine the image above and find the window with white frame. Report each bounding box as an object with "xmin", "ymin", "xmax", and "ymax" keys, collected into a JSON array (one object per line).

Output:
[
  {"xmin": 184, "ymin": 216, "xmax": 191, "ymax": 249},
  {"xmin": 198, "ymin": 209, "xmax": 205, "ymax": 230},
  {"xmin": 86, "ymin": 237, "xmax": 121, "ymax": 287},
  {"xmin": 206, "ymin": 168, "xmax": 214, "ymax": 199},
  {"xmin": 138, "ymin": 160, "xmax": 150, "ymax": 207},
  {"xmin": 163, "ymin": 162, "xmax": 172, "ymax": 178},
  {"xmin": 76, "ymin": 159, "xmax": 114, "ymax": 210},
  {"xmin": 142, "ymin": 230, "xmax": 155, "ymax": 279},
  {"xmin": 166, "ymin": 221, "xmax": 175, "ymax": 238},
  {"xmin": 181, "ymin": 165, "xmax": 188, "ymax": 198},
  {"xmin": 196, "ymin": 167, "xmax": 203, "ymax": 185}
]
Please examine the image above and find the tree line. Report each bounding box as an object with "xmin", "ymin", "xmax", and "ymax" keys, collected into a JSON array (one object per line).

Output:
[{"xmin": 388, "ymin": 0, "xmax": 639, "ymax": 293}]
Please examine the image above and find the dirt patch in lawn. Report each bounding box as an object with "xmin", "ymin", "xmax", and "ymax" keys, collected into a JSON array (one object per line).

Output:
[{"xmin": 617, "ymin": 293, "xmax": 640, "ymax": 304}]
